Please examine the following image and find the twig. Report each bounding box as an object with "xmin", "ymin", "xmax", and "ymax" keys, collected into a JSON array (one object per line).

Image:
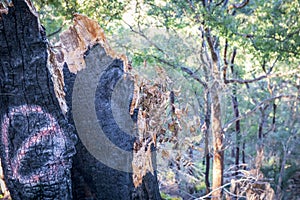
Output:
[
  {"xmin": 123, "ymin": 20, "xmax": 166, "ymax": 55},
  {"xmin": 225, "ymin": 68, "xmax": 299, "ymax": 84},
  {"xmin": 224, "ymin": 188, "xmax": 247, "ymax": 198},
  {"xmin": 195, "ymin": 182, "xmax": 231, "ymax": 199},
  {"xmin": 153, "ymin": 55, "xmax": 208, "ymax": 88},
  {"xmin": 47, "ymin": 26, "xmax": 62, "ymax": 38},
  {"xmin": 123, "ymin": 20, "xmax": 209, "ymax": 89},
  {"xmin": 181, "ymin": 66, "xmax": 208, "ymax": 88}
]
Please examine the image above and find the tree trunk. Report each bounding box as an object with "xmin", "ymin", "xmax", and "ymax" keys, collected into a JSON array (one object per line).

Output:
[
  {"xmin": 242, "ymin": 141, "xmax": 246, "ymax": 170},
  {"xmin": 229, "ymin": 48, "xmax": 240, "ymax": 176},
  {"xmin": 256, "ymin": 108, "xmax": 266, "ymax": 169},
  {"xmin": 0, "ymin": 0, "xmax": 76, "ymax": 199},
  {"xmin": 205, "ymin": 29, "xmax": 224, "ymax": 199},
  {"xmin": 211, "ymin": 83, "xmax": 224, "ymax": 200},
  {"xmin": 203, "ymin": 90, "xmax": 211, "ymax": 195},
  {"xmin": 67, "ymin": 44, "xmax": 160, "ymax": 200},
  {"xmin": 0, "ymin": 1, "xmax": 161, "ymax": 199},
  {"xmin": 276, "ymin": 144, "xmax": 287, "ymax": 200}
]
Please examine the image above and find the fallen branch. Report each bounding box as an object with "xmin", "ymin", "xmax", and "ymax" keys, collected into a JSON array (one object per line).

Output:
[
  {"xmin": 195, "ymin": 178, "xmax": 251, "ymax": 200},
  {"xmin": 196, "ymin": 182, "xmax": 231, "ymax": 199}
]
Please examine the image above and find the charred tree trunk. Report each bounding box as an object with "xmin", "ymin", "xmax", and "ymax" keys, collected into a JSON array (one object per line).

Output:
[
  {"xmin": 0, "ymin": 0, "xmax": 76, "ymax": 199},
  {"xmin": 242, "ymin": 141, "xmax": 246, "ymax": 170},
  {"xmin": 203, "ymin": 89, "xmax": 211, "ymax": 195},
  {"xmin": 67, "ymin": 44, "xmax": 161, "ymax": 200},
  {"xmin": 1, "ymin": 1, "xmax": 161, "ymax": 199}
]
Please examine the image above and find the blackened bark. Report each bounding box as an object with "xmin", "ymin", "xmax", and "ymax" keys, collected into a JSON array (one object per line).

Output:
[
  {"xmin": 0, "ymin": 0, "xmax": 76, "ymax": 199},
  {"xmin": 204, "ymin": 90, "xmax": 211, "ymax": 194},
  {"xmin": 229, "ymin": 49, "xmax": 240, "ymax": 176},
  {"xmin": 256, "ymin": 108, "xmax": 266, "ymax": 169},
  {"xmin": 242, "ymin": 141, "xmax": 246, "ymax": 170},
  {"xmin": 0, "ymin": 1, "xmax": 161, "ymax": 199},
  {"xmin": 64, "ymin": 44, "xmax": 160, "ymax": 199}
]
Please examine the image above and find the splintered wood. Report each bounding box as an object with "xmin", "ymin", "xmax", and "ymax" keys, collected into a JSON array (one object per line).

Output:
[
  {"xmin": 50, "ymin": 14, "xmax": 154, "ymax": 187},
  {"xmin": 47, "ymin": 47, "xmax": 68, "ymax": 114},
  {"xmin": 48, "ymin": 14, "xmax": 129, "ymax": 113},
  {"xmin": 58, "ymin": 14, "xmax": 128, "ymax": 73},
  {"xmin": 228, "ymin": 169, "xmax": 275, "ymax": 200},
  {"xmin": 0, "ymin": 159, "xmax": 10, "ymax": 199},
  {"xmin": 132, "ymin": 137, "xmax": 155, "ymax": 187},
  {"xmin": 132, "ymin": 76, "xmax": 169, "ymax": 187},
  {"xmin": 0, "ymin": 1, "xmax": 12, "ymax": 16}
]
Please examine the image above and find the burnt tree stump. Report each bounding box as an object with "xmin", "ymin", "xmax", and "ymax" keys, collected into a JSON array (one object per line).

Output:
[
  {"xmin": 0, "ymin": 0, "xmax": 161, "ymax": 199},
  {"xmin": 67, "ymin": 44, "xmax": 161, "ymax": 199},
  {"xmin": 0, "ymin": 0, "xmax": 76, "ymax": 199}
]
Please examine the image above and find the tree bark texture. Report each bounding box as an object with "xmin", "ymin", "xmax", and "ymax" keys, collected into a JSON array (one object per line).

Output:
[
  {"xmin": 206, "ymin": 30, "xmax": 224, "ymax": 199},
  {"xmin": 203, "ymin": 90, "xmax": 211, "ymax": 195},
  {"xmin": 0, "ymin": 0, "xmax": 76, "ymax": 199},
  {"xmin": 211, "ymin": 84, "xmax": 224, "ymax": 200},
  {"xmin": 229, "ymin": 49, "xmax": 240, "ymax": 176},
  {"xmin": 0, "ymin": 1, "xmax": 161, "ymax": 199},
  {"xmin": 66, "ymin": 44, "xmax": 161, "ymax": 200}
]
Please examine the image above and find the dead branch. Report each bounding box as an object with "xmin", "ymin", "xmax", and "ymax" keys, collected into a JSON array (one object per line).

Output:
[
  {"xmin": 223, "ymin": 47, "xmax": 237, "ymax": 83},
  {"xmin": 123, "ymin": 20, "xmax": 166, "ymax": 55},
  {"xmin": 223, "ymin": 94, "xmax": 300, "ymax": 132},
  {"xmin": 181, "ymin": 66, "xmax": 208, "ymax": 88},
  {"xmin": 196, "ymin": 178, "xmax": 252, "ymax": 199},
  {"xmin": 196, "ymin": 182, "xmax": 231, "ymax": 199},
  {"xmin": 224, "ymin": 68, "xmax": 299, "ymax": 84},
  {"xmin": 205, "ymin": 28, "xmax": 218, "ymax": 63}
]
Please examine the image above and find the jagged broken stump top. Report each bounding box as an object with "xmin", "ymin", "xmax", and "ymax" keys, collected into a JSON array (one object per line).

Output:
[{"xmin": 59, "ymin": 14, "xmax": 129, "ymax": 74}]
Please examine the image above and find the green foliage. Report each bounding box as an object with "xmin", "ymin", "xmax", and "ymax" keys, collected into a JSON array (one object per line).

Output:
[
  {"xmin": 194, "ymin": 182, "xmax": 206, "ymax": 192},
  {"xmin": 34, "ymin": 0, "xmax": 128, "ymax": 38},
  {"xmin": 160, "ymin": 192, "xmax": 182, "ymax": 200}
]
